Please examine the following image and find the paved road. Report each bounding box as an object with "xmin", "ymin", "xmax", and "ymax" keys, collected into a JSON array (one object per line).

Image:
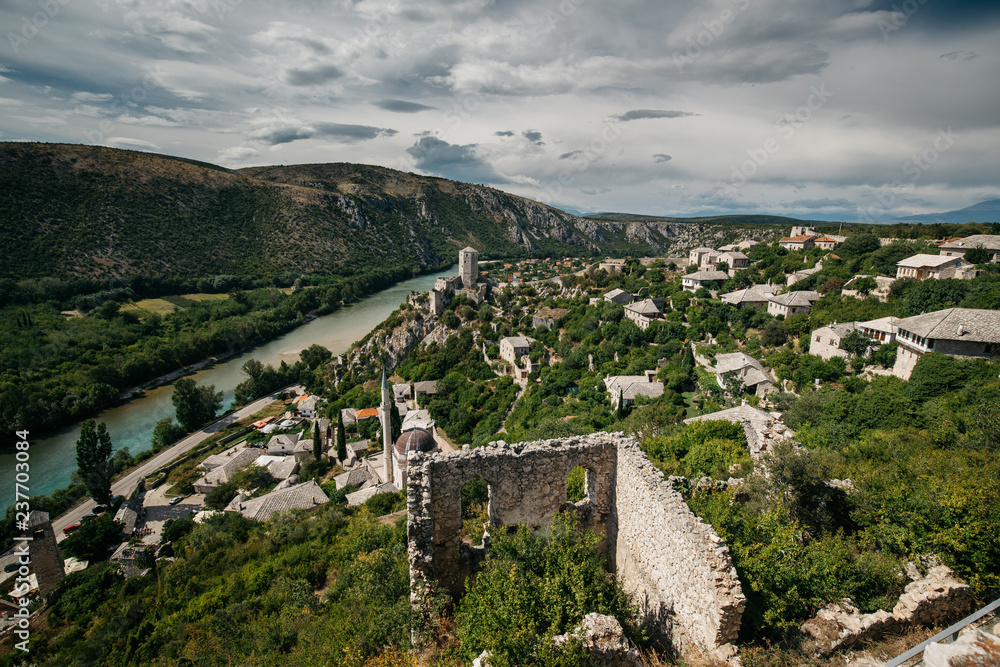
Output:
[{"xmin": 47, "ymin": 385, "xmax": 302, "ymax": 544}]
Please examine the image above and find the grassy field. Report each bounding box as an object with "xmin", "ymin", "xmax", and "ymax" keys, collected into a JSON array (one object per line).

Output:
[{"xmin": 124, "ymin": 292, "xmax": 231, "ymax": 316}]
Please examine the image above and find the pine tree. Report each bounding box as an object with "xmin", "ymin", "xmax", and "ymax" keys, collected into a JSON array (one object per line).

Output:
[
  {"xmin": 336, "ymin": 409, "xmax": 347, "ymax": 462},
  {"xmin": 390, "ymin": 403, "xmax": 402, "ymax": 442}
]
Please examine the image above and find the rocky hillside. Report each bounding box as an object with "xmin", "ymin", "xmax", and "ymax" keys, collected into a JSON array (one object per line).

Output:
[{"xmin": 0, "ymin": 143, "xmax": 702, "ymax": 281}]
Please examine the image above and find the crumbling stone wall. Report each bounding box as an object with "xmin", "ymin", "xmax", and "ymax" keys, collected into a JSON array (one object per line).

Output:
[
  {"xmin": 406, "ymin": 433, "xmax": 745, "ymax": 655},
  {"xmin": 407, "ymin": 435, "xmax": 616, "ymax": 598},
  {"xmin": 614, "ymin": 440, "xmax": 744, "ymax": 653}
]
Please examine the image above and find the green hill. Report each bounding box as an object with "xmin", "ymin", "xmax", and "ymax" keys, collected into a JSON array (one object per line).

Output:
[{"xmin": 0, "ymin": 143, "xmax": 690, "ymax": 282}]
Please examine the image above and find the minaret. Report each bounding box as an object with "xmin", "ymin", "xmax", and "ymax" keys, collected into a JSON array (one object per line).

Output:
[{"xmin": 380, "ymin": 370, "xmax": 393, "ymax": 484}]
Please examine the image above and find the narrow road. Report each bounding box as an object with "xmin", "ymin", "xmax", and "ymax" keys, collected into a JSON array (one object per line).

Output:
[{"xmin": 48, "ymin": 385, "xmax": 302, "ymax": 544}]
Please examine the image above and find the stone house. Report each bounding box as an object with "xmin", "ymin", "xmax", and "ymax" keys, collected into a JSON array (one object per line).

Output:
[
  {"xmin": 786, "ymin": 260, "xmax": 823, "ymax": 287},
  {"xmin": 193, "ymin": 446, "xmax": 262, "ymax": 494},
  {"xmin": 779, "ymin": 234, "xmax": 816, "ymax": 251},
  {"xmin": 813, "ymin": 236, "xmax": 842, "ymax": 250},
  {"xmin": 295, "ymin": 394, "xmax": 321, "ymax": 418},
  {"xmin": 500, "ymin": 335, "xmax": 536, "ymax": 366},
  {"xmin": 841, "ymin": 275, "xmax": 895, "ymax": 302},
  {"xmin": 599, "ymin": 259, "xmax": 626, "ymax": 273},
  {"xmin": 604, "ymin": 288, "xmax": 633, "ymax": 305},
  {"xmin": 689, "ymin": 247, "xmax": 718, "ymax": 270},
  {"xmin": 809, "ymin": 322, "xmax": 860, "ymax": 360},
  {"xmin": 624, "ymin": 298, "xmax": 665, "ymax": 330},
  {"xmin": 895, "ymin": 254, "xmax": 972, "ymax": 280},
  {"xmin": 605, "ymin": 371, "xmax": 665, "ymax": 409},
  {"xmin": 413, "ymin": 380, "xmax": 439, "ymax": 403},
  {"xmin": 709, "ymin": 352, "xmax": 775, "ymax": 396},
  {"xmin": 892, "ymin": 308, "xmax": 1000, "ymax": 379},
  {"xmin": 225, "ymin": 480, "xmax": 329, "ymax": 522},
  {"xmin": 533, "ymin": 307, "xmax": 570, "ymax": 331},
  {"xmin": 858, "ymin": 316, "xmax": 900, "ymax": 344},
  {"xmin": 720, "ymin": 284, "xmax": 774, "ymax": 309},
  {"xmin": 719, "ymin": 251, "xmax": 750, "ymax": 273},
  {"xmin": 767, "ymin": 291, "xmax": 821, "ymax": 318},
  {"xmin": 938, "ymin": 235, "xmax": 1000, "ymax": 263},
  {"xmin": 682, "ymin": 270, "xmax": 730, "ymax": 292}
]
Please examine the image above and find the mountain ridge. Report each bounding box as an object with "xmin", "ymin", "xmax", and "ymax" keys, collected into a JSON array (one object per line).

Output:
[{"xmin": 0, "ymin": 143, "xmax": 686, "ymax": 282}]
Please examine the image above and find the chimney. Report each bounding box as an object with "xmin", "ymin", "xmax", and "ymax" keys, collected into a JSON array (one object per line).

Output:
[{"xmin": 645, "ymin": 370, "xmax": 656, "ymax": 383}]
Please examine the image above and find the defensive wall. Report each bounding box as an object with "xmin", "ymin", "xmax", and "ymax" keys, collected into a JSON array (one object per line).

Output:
[{"xmin": 406, "ymin": 432, "xmax": 745, "ymax": 655}]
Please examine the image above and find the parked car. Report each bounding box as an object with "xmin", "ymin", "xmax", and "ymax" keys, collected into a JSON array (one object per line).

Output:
[
  {"xmin": 81, "ymin": 513, "xmax": 98, "ymax": 522},
  {"xmin": 93, "ymin": 505, "xmax": 107, "ymax": 514},
  {"xmin": 4, "ymin": 561, "xmax": 21, "ymax": 572},
  {"xmin": 62, "ymin": 523, "xmax": 81, "ymax": 534},
  {"xmin": 169, "ymin": 496, "xmax": 184, "ymax": 506}
]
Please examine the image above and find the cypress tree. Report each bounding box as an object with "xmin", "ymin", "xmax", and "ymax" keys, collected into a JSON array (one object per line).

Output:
[
  {"xmin": 312, "ymin": 420, "xmax": 322, "ymax": 460},
  {"xmin": 336, "ymin": 409, "xmax": 347, "ymax": 462}
]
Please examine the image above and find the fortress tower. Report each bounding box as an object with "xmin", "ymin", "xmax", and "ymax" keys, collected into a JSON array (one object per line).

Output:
[
  {"xmin": 26, "ymin": 511, "xmax": 64, "ymax": 596},
  {"xmin": 459, "ymin": 246, "xmax": 479, "ymax": 289}
]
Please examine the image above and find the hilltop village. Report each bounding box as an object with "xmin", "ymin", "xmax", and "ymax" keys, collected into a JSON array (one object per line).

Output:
[{"xmin": 6, "ymin": 228, "xmax": 1000, "ymax": 666}]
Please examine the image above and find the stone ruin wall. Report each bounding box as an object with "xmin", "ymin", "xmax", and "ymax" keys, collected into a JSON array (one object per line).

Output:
[
  {"xmin": 406, "ymin": 433, "xmax": 745, "ymax": 655},
  {"xmin": 614, "ymin": 440, "xmax": 745, "ymax": 653}
]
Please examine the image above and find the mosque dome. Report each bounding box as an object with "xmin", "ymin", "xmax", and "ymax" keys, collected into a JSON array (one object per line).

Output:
[{"xmin": 394, "ymin": 428, "xmax": 436, "ymax": 456}]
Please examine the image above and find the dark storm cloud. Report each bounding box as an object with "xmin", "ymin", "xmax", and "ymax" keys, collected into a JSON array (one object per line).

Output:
[
  {"xmin": 614, "ymin": 110, "xmax": 698, "ymax": 122},
  {"xmin": 407, "ymin": 136, "xmax": 507, "ymax": 183},
  {"xmin": 374, "ymin": 100, "xmax": 437, "ymax": 113},
  {"xmin": 522, "ymin": 130, "xmax": 543, "ymax": 144},
  {"xmin": 259, "ymin": 122, "xmax": 397, "ymax": 145},
  {"xmin": 286, "ymin": 64, "xmax": 344, "ymax": 86},
  {"xmin": 495, "ymin": 131, "xmax": 515, "ymax": 137}
]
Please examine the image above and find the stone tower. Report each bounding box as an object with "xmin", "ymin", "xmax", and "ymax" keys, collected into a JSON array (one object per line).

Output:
[
  {"xmin": 26, "ymin": 511, "xmax": 64, "ymax": 596},
  {"xmin": 380, "ymin": 370, "xmax": 393, "ymax": 484},
  {"xmin": 459, "ymin": 246, "xmax": 479, "ymax": 289}
]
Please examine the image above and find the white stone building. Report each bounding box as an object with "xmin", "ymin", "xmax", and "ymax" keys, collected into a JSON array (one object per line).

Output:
[
  {"xmin": 603, "ymin": 288, "xmax": 633, "ymax": 305},
  {"xmin": 605, "ymin": 371, "xmax": 664, "ymax": 409},
  {"xmin": 767, "ymin": 291, "xmax": 821, "ymax": 318},
  {"xmin": 938, "ymin": 235, "xmax": 1000, "ymax": 263},
  {"xmin": 709, "ymin": 352, "xmax": 775, "ymax": 396},
  {"xmin": 720, "ymin": 284, "xmax": 775, "ymax": 309},
  {"xmin": 892, "ymin": 308, "xmax": 1000, "ymax": 379},
  {"xmin": 895, "ymin": 254, "xmax": 973, "ymax": 280},
  {"xmin": 624, "ymin": 298, "xmax": 665, "ymax": 330},
  {"xmin": 809, "ymin": 322, "xmax": 859, "ymax": 360},
  {"xmin": 682, "ymin": 270, "xmax": 730, "ymax": 292},
  {"xmin": 500, "ymin": 335, "xmax": 535, "ymax": 366}
]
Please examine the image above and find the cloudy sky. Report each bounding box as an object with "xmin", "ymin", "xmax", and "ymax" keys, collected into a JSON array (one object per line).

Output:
[{"xmin": 1, "ymin": 0, "xmax": 998, "ymax": 221}]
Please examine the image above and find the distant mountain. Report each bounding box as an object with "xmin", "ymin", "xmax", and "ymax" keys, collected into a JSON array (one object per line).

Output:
[
  {"xmin": 0, "ymin": 143, "xmax": 707, "ymax": 282},
  {"xmin": 882, "ymin": 199, "xmax": 1000, "ymax": 225},
  {"xmin": 586, "ymin": 212, "xmax": 825, "ymax": 226}
]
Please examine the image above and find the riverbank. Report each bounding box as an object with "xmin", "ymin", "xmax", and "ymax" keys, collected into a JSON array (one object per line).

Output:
[{"xmin": 1, "ymin": 268, "xmax": 455, "ymax": 512}]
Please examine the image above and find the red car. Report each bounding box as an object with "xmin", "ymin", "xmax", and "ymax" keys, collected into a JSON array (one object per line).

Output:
[{"xmin": 62, "ymin": 523, "xmax": 81, "ymax": 535}]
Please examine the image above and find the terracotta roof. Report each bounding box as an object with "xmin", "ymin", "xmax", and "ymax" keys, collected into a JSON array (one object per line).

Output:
[
  {"xmin": 355, "ymin": 407, "xmax": 379, "ymax": 420},
  {"xmin": 780, "ymin": 234, "xmax": 816, "ymax": 243}
]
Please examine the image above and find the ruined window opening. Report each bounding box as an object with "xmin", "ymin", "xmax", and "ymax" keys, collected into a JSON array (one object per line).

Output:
[
  {"xmin": 460, "ymin": 476, "xmax": 491, "ymax": 547},
  {"xmin": 566, "ymin": 464, "xmax": 596, "ymax": 505}
]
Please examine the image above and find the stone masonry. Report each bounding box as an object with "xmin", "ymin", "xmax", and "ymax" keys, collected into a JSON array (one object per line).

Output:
[{"xmin": 406, "ymin": 432, "xmax": 745, "ymax": 656}]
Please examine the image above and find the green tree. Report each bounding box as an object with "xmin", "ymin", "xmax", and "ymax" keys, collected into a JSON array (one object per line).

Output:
[
  {"xmin": 171, "ymin": 378, "xmax": 223, "ymax": 432},
  {"xmin": 75, "ymin": 420, "xmax": 114, "ymax": 505},
  {"xmin": 390, "ymin": 403, "xmax": 402, "ymax": 442},
  {"xmin": 300, "ymin": 344, "xmax": 332, "ymax": 370},
  {"xmin": 151, "ymin": 417, "xmax": 187, "ymax": 451},
  {"xmin": 313, "ymin": 420, "xmax": 322, "ymax": 460},
  {"xmin": 965, "ymin": 245, "xmax": 989, "ymax": 264},
  {"xmin": 907, "ymin": 352, "xmax": 966, "ymax": 402},
  {"xmin": 336, "ymin": 409, "xmax": 347, "ymax": 461},
  {"xmin": 60, "ymin": 514, "xmax": 123, "ymax": 562},
  {"xmin": 839, "ymin": 330, "xmax": 873, "ymax": 357},
  {"xmin": 852, "ymin": 276, "xmax": 878, "ymax": 295},
  {"xmin": 760, "ymin": 320, "xmax": 788, "ymax": 347},
  {"xmin": 839, "ymin": 233, "xmax": 881, "ymax": 258}
]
